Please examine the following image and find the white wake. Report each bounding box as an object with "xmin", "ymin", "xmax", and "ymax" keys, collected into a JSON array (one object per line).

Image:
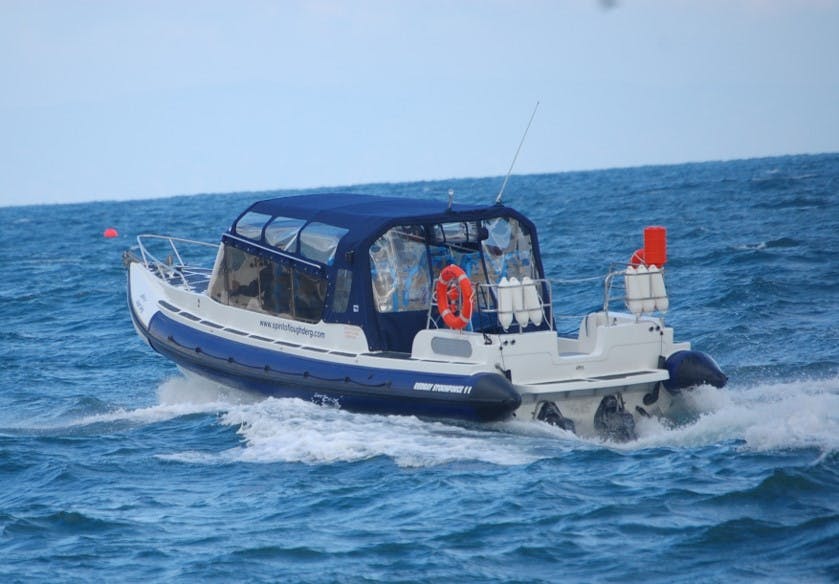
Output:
[
  {"xmin": 43, "ymin": 373, "xmax": 839, "ymax": 466},
  {"xmin": 626, "ymin": 376, "xmax": 839, "ymax": 453}
]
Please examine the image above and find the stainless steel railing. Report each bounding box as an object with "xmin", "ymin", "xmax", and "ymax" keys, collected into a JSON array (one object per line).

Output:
[
  {"xmin": 133, "ymin": 234, "xmax": 219, "ymax": 292},
  {"xmin": 425, "ymin": 277, "xmax": 554, "ymax": 333}
]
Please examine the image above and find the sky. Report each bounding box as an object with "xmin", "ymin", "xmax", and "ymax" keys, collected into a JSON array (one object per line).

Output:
[{"xmin": 1, "ymin": 0, "xmax": 838, "ymax": 207}]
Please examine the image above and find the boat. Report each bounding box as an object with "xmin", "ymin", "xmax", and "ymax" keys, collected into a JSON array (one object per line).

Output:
[{"xmin": 124, "ymin": 193, "xmax": 726, "ymax": 441}]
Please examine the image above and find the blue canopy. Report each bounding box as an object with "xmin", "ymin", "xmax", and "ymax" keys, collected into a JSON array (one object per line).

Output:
[
  {"xmin": 222, "ymin": 193, "xmax": 546, "ymax": 352},
  {"xmin": 248, "ymin": 193, "xmax": 484, "ymax": 229}
]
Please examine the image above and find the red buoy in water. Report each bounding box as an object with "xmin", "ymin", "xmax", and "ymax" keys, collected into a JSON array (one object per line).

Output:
[{"xmin": 104, "ymin": 227, "xmax": 119, "ymax": 238}]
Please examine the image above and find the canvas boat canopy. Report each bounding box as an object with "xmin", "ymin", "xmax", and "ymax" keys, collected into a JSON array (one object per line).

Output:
[{"xmin": 208, "ymin": 193, "xmax": 549, "ymax": 352}]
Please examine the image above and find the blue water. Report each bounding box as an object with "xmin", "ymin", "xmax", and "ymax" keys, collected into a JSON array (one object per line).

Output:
[{"xmin": 1, "ymin": 153, "xmax": 838, "ymax": 582}]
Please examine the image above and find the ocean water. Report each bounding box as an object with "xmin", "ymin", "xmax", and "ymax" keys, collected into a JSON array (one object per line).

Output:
[{"xmin": 1, "ymin": 153, "xmax": 838, "ymax": 582}]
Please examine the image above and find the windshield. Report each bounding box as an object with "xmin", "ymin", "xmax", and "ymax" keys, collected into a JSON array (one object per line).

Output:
[
  {"xmin": 234, "ymin": 212, "xmax": 272, "ymax": 240},
  {"xmin": 264, "ymin": 216, "xmax": 305, "ymax": 251},
  {"xmin": 299, "ymin": 222, "xmax": 348, "ymax": 265}
]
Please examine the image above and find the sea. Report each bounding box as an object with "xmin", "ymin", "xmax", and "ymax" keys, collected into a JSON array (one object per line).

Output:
[{"xmin": 1, "ymin": 153, "xmax": 837, "ymax": 583}]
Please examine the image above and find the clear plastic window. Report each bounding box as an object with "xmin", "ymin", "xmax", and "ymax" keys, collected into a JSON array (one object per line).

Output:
[
  {"xmin": 428, "ymin": 242, "xmax": 454, "ymax": 278},
  {"xmin": 262, "ymin": 262, "xmax": 294, "ymax": 317},
  {"xmin": 299, "ymin": 222, "xmax": 348, "ymax": 265},
  {"xmin": 294, "ymin": 271, "xmax": 327, "ymax": 322},
  {"xmin": 265, "ymin": 216, "xmax": 306, "ymax": 252},
  {"xmin": 370, "ymin": 225, "xmax": 430, "ymax": 313},
  {"xmin": 431, "ymin": 221, "xmax": 481, "ymax": 244},
  {"xmin": 332, "ymin": 269, "xmax": 352, "ymax": 313},
  {"xmin": 209, "ymin": 244, "xmax": 324, "ymax": 322},
  {"xmin": 441, "ymin": 222, "xmax": 468, "ymax": 243},
  {"xmin": 481, "ymin": 217, "xmax": 536, "ymax": 283},
  {"xmin": 452, "ymin": 247, "xmax": 488, "ymax": 287},
  {"xmin": 429, "ymin": 221, "xmax": 488, "ymax": 288},
  {"xmin": 220, "ymin": 247, "xmax": 271, "ymax": 312},
  {"xmin": 234, "ymin": 212, "xmax": 272, "ymax": 240}
]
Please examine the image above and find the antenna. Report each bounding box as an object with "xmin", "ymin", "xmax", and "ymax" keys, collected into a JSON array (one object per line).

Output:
[{"xmin": 495, "ymin": 101, "xmax": 540, "ymax": 205}]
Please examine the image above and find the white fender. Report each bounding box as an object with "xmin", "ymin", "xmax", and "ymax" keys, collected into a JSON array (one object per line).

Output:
[
  {"xmin": 509, "ymin": 277, "xmax": 529, "ymax": 326},
  {"xmin": 497, "ymin": 277, "xmax": 514, "ymax": 330},
  {"xmin": 637, "ymin": 265, "xmax": 655, "ymax": 313},
  {"xmin": 625, "ymin": 266, "xmax": 643, "ymax": 315},
  {"xmin": 649, "ymin": 265, "xmax": 669, "ymax": 312},
  {"xmin": 522, "ymin": 276, "xmax": 543, "ymax": 326}
]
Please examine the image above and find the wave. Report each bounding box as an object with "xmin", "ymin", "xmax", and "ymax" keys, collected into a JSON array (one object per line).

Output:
[
  {"xmin": 72, "ymin": 376, "xmax": 261, "ymax": 427},
  {"xmin": 1, "ymin": 376, "xmax": 259, "ymax": 435},
  {"xmin": 157, "ymin": 375, "xmax": 839, "ymax": 467},
  {"xmin": 1, "ymin": 510, "xmax": 130, "ymax": 537},
  {"xmin": 163, "ymin": 396, "xmax": 552, "ymax": 468},
  {"xmin": 622, "ymin": 377, "xmax": 839, "ymax": 454},
  {"xmin": 731, "ymin": 237, "xmax": 801, "ymax": 251},
  {"xmin": 752, "ymin": 194, "xmax": 830, "ymax": 209},
  {"xmin": 11, "ymin": 373, "xmax": 835, "ymax": 465}
]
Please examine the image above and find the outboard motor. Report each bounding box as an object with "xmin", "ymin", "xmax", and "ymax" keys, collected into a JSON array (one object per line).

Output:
[
  {"xmin": 663, "ymin": 350, "xmax": 728, "ymax": 392},
  {"xmin": 593, "ymin": 394, "xmax": 636, "ymax": 442}
]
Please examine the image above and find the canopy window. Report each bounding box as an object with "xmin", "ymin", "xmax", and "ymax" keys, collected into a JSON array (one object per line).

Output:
[
  {"xmin": 428, "ymin": 221, "xmax": 488, "ymax": 291},
  {"xmin": 370, "ymin": 225, "xmax": 431, "ymax": 313},
  {"xmin": 234, "ymin": 212, "xmax": 272, "ymax": 240},
  {"xmin": 209, "ymin": 244, "xmax": 327, "ymax": 323},
  {"xmin": 481, "ymin": 217, "xmax": 537, "ymax": 283},
  {"xmin": 264, "ymin": 216, "xmax": 306, "ymax": 252},
  {"xmin": 299, "ymin": 222, "xmax": 348, "ymax": 265}
]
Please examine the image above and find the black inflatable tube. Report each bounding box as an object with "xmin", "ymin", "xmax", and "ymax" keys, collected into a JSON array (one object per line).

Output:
[{"xmin": 663, "ymin": 350, "xmax": 728, "ymax": 391}]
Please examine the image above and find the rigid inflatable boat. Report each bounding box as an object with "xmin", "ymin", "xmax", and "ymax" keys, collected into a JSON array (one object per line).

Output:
[{"xmin": 124, "ymin": 193, "xmax": 726, "ymax": 440}]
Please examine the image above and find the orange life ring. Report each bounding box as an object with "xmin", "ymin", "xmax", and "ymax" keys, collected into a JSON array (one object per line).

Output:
[
  {"xmin": 629, "ymin": 248, "xmax": 646, "ymax": 266},
  {"xmin": 435, "ymin": 264, "xmax": 474, "ymax": 330}
]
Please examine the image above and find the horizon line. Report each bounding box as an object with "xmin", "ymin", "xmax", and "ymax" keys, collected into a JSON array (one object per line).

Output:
[{"xmin": 2, "ymin": 150, "xmax": 835, "ymax": 210}]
